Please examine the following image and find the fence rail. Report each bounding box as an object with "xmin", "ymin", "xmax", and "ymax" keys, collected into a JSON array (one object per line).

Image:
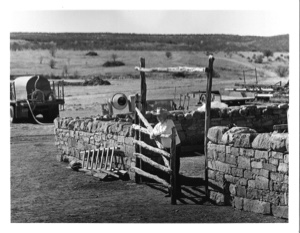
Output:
[
  {"xmin": 134, "ymin": 66, "xmax": 207, "ymax": 73},
  {"xmin": 133, "ymin": 101, "xmax": 177, "ymax": 204}
]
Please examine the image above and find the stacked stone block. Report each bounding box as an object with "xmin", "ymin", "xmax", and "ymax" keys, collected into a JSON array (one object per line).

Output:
[
  {"xmin": 54, "ymin": 117, "xmax": 136, "ymax": 179},
  {"xmin": 53, "ymin": 103, "xmax": 288, "ymax": 188},
  {"xmin": 207, "ymin": 126, "xmax": 289, "ymax": 219},
  {"xmin": 148, "ymin": 103, "xmax": 288, "ymax": 146}
]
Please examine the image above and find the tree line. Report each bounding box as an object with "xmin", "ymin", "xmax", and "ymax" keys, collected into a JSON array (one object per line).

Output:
[{"xmin": 10, "ymin": 32, "xmax": 289, "ymax": 52}]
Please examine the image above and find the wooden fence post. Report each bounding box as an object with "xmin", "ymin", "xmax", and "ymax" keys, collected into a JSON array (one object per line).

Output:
[
  {"xmin": 140, "ymin": 57, "xmax": 147, "ymax": 114},
  {"xmin": 170, "ymin": 127, "xmax": 177, "ymax": 205},
  {"xmin": 139, "ymin": 58, "xmax": 146, "ymax": 183},
  {"xmin": 204, "ymin": 55, "xmax": 215, "ymax": 199},
  {"xmin": 255, "ymin": 68, "xmax": 258, "ymax": 84},
  {"xmin": 134, "ymin": 93, "xmax": 141, "ymax": 184},
  {"xmin": 62, "ymin": 80, "xmax": 65, "ymax": 110},
  {"xmin": 243, "ymin": 70, "xmax": 246, "ymax": 85}
]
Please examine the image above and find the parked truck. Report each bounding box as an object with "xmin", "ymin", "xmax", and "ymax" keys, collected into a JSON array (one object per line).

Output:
[{"xmin": 10, "ymin": 75, "xmax": 65, "ymax": 123}]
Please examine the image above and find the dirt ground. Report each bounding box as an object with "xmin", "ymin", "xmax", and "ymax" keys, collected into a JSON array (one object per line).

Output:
[{"xmin": 10, "ymin": 118, "xmax": 288, "ymax": 223}]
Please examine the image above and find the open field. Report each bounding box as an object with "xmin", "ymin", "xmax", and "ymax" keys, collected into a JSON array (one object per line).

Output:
[{"xmin": 10, "ymin": 49, "xmax": 289, "ymax": 79}]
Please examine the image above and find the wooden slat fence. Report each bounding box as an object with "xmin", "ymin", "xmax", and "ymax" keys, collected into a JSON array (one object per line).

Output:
[{"xmin": 132, "ymin": 107, "xmax": 177, "ymax": 204}]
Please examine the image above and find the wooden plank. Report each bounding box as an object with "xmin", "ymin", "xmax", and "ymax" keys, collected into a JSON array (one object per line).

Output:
[
  {"xmin": 94, "ymin": 149, "xmax": 100, "ymax": 170},
  {"xmin": 134, "ymin": 108, "xmax": 164, "ymax": 149},
  {"xmin": 108, "ymin": 147, "xmax": 115, "ymax": 170},
  {"xmin": 104, "ymin": 147, "xmax": 110, "ymax": 170},
  {"xmin": 133, "ymin": 139, "xmax": 170, "ymax": 158},
  {"xmin": 161, "ymin": 155, "xmax": 170, "ymax": 168},
  {"xmin": 134, "ymin": 66, "xmax": 207, "ymax": 73},
  {"xmin": 98, "ymin": 168, "xmax": 119, "ymax": 178},
  {"xmin": 132, "ymin": 167, "xmax": 171, "ymax": 188},
  {"xmin": 90, "ymin": 150, "xmax": 95, "ymax": 170},
  {"xmin": 99, "ymin": 147, "xmax": 106, "ymax": 169},
  {"xmin": 134, "ymin": 96, "xmax": 141, "ymax": 184},
  {"xmin": 86, "ymin": 150, "xmax": 91, "ymax": 169},
  {"xmin": 131, "ymin": 124, "xmax": 149, "ymax": 135},
  {"xmin": 170, "ymin": 127, "xmax": 177, "ymax": 205},
  {"xmin": 80, "ymin": 151, "xmax": 85, "ymax": 162},
  {"xmin": 93, "ymin": 172, "xmax": 108, "ymax": 180},
  {"xmin": 135, "ymin": 107, "xmax": 153, "ymax": 132},
  {"xmin": 133, "ymin": 153, "xmax": 172, "ymax": 174},
  {"xmin": 204, "ymin": 55, "xmax": 214, "ymax": 198}
]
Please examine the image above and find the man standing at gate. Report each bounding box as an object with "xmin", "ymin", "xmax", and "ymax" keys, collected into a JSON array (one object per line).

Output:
[{"xmin": 150, "ymin": 108, "xmax": 182, "ymax": 196}]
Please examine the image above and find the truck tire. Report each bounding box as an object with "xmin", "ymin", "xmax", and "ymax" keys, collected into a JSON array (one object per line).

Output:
[{"xmin": 10, "ymin": 106, "xmax": 16, "ymax": 123}]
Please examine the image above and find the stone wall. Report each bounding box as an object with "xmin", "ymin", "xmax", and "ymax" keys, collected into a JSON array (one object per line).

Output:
[
  {"xmin": 53, "ymin": 103, "xmax": 288, "ymax": 185},
  {"xmin": 54, "ymin": 118, "xmax": 137, "ymax": 179},
  {"xmin": 207, "ymin": 126, "xmax": 289, "ymax": 219}
]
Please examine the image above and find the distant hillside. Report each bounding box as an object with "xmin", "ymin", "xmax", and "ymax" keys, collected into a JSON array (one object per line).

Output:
[{"xmin": 10, "ymin": 32, "xmax": 289, "ymax": 52}]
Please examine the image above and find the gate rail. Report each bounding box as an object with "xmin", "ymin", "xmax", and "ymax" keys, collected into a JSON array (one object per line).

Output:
[{"xmin": 132, "ymin": 107, "xmax": 178, "ymax": 204}]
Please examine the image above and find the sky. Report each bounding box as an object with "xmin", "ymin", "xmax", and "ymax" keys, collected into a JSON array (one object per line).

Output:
[{"xmin": 8, "ymin": 0, "xmax": 298, "ymax": 36}]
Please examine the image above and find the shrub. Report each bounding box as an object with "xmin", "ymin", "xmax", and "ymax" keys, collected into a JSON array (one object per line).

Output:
[
  {"xmin": 10, "ymin": 42, "xmax": 21, "ymax": 51},
  {"xmin": 103, "ymin": 61, "xmax": 125, "ymax": 67},
  {"xmin": 172, "ymin": 72, "xmax": 185, "ymax": 78},
  {"xmin": 49, "ymin": 59, "xmax": 56, "ymax": 69},
  {"xmin": 254, "ymin": 55, "xmax": 264, "ymax": 64},
  {"xmin": 62, "ymin": 65, "xmax": 68, "ymax": 77},
  {"xmin": 263, "ymin": 50, "xmax": 273, "ymax": 57},
  {"xmin": 165, "ymin": 51, "xmax": 172, "ymax": 59},
  {"xmin": 73, "ymin": 70, "xmax": 79, "ymax": 79},
  {"xmin": 275, "ymin": 65, "xmax": 289, "ymax": 77},
  {"xmin": 212, "ymin": 70, "xmax": 220, "ymax": 78},
  {"xmin": 83, "ymin": 76, "xmax": 111, "ymax": 86},
  {"xmin": 86, "ymin": 51, "xmax": 98, "ymax": 56},
  {"xmin": 111, "ymin": 54, "xmax": 118, "ymax": 62},
  {"xmin": 49, "ymin": 45, "xmax": 57, "ymax": 57}
]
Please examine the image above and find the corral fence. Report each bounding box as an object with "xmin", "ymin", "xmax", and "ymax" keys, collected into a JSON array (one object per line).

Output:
[
  {"xmin": 132, "ymin": 56, "xmax": 215, "ymax": 203},
  {"xmin": 132, "ymin": 107, "xmax": 178, "ymax": 204}
]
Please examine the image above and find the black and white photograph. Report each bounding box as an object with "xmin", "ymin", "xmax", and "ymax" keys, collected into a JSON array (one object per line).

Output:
[{"xmin": 6, "ymin": 0, "xmax": 299, "ymax": 231}]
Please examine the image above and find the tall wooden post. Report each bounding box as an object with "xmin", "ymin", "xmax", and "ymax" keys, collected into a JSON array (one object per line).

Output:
[
  {"xmin": 134, "ymin": 93, "xmax": 141, "ymax": 184},
  {"xmin": 137, "ymin": 58, "xmax": 146, "ymax": 183},
  {"xmin": 255, "ymin": 68, "xmax": 258, "ymax": 84},
  {"xmin": 57, "ymin": 82, "xmax": 60, "ymax": 99},
  {"xmin": 204, "ymin": 55, "xmax": 215, "ymax": 199},
  {"xmin": 52, "ymin": 81, "xmax": 55, "ymax": 96},
  {"xmin": 170, "ymin": 127, "xmax": 177, "ymax": 205},
  {"xmin": 62, "ymin": 80, "xmax": 65, "ymax": 110},
  {"xmin": 243, "ymin": 70, "xmax": 246, "ymax": 85},
  {"xmin": 140, "ymin": 57, "xmax": 147, "ymax": 114}
]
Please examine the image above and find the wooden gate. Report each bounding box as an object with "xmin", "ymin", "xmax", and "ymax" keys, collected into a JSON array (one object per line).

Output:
[
  {"xmin": 134, "ymin": 56, "xmax": 215, "ymax": 199},
  {"xmin": 132, "ymin": 107, "xmax": 178, "ymax": 204}
]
